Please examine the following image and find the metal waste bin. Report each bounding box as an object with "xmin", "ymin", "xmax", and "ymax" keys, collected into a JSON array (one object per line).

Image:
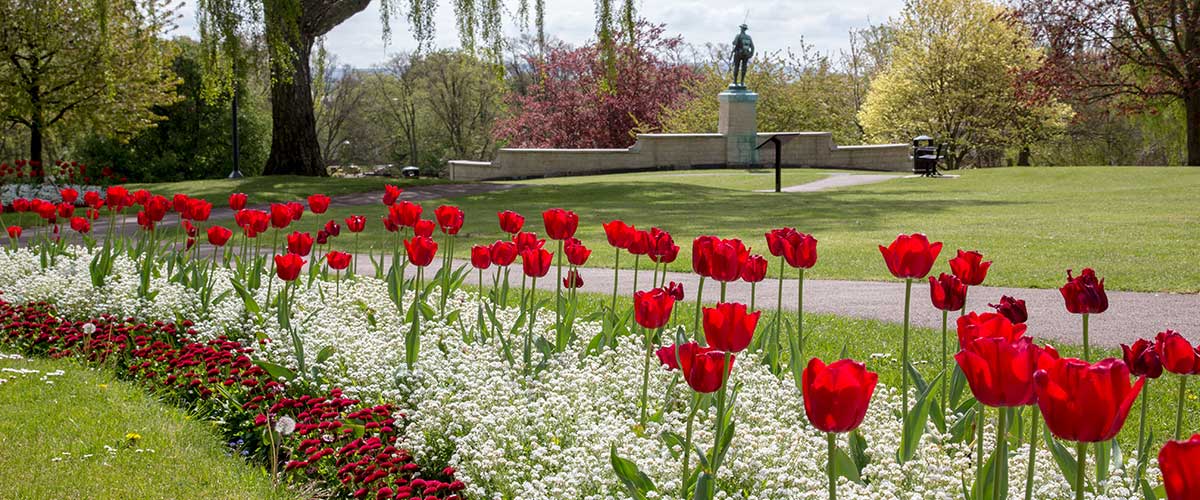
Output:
[{"xmin": 912, "ymin": 136, "xmax": 943, "ymax": 177}]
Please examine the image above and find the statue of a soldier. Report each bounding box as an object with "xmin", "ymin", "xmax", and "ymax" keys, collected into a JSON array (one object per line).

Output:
[{"xmin": 730, "ymin": 24, "xmax": 754, "ymax": 88}]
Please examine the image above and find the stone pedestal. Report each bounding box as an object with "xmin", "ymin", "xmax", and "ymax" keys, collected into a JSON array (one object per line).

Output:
[{"xmin": 718, "ymin": 88, "xmax": 759, "ymax": 166}]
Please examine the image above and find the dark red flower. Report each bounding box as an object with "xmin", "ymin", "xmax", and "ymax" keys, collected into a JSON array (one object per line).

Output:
[
  {"xmin": 489, "ymin": 240, "xmax": 518, "ymax": 266},
  {"xmin": 513, "ymin": 231, "xmax": 545, "ymax": 253},
  {"xmin": 879, "ymin": 233, "xmax": 942, "ymax": 279},
  {"xmin": 565, "ymin": 241, "xmax": 592, "ymax": 266},
  {"xmin": 133, "ymin": 189, "xmax": 151, "ymax": 206},
  {"xmin": 666, "ymin": 281, "xmax": 685, "ymax": 301},
  {"xmin": 929, "ymin": 273, "xmax": 967, "ymax": 312},
  {"xmin": 740, "ymin": 254, "xmax": 767, "ymax": 283},
  {"xmin": 172, "ymin": 193, "xmax": 191, "ymax": 215},
  {"xmin": 60, "ymin": 188, "xmax": 78, "ymax": 204},
  {"xmin": 542, "ymin": 208, "xmax": 579, "ymax": 240},
  {"xmin": 56, "ymin": 202, "xmax": 74, "ymax": 219},
  {"xmin": 627, "ymin": 230, "xmax": 652, "ymax": 256},
  {"xmin": 1121, "ymin": 338, "xmax": 1163, "ymax": 379},
  {"xmin": 404, "ymin": 236, "xmax": 438, "ymax": 267},
  {"xmin": 603, "ymin": 220, "xmax": 636, "ymax": 249},
  {"xmin": 187, "ymin": 199, "xmax": 212, "ymax": 221},
  {"xmin": 957, "ymin": 312, "xmax": 1027, "ymax": 350},
  {"xmin": 498, "ymin": 210, "xmax": 525, "ymax": 234},
  {"xmin": 1156, "ymin": 330, "xmax": 1198, "ymax": 375},
  {"xmin": 692, "ymin": 235, "xmax": 718, "ymax": 277},
  {"xmin": 708, "ymin": 238, "xmax": 747, "ymax": 283},
  {"xmin": 326, "ymin": 251, "xmax": 352, "ymax": 271},
  {"xmin": 766, "ymin": 228, "xmax": 819, "ymax": 269},
  {"xmin": 657, "ymin": 342, "xmax": 734, "ymax": 393},
  {"xmin": 286, "ymin": 231, "xmax": 313, "ymax": 257},
  {"xmin": 381, "ymin": 215, "xmax": 400, "ymax": 232},
  {"xmin": 413, "ymin": 219, "xmax": 435, "ymax": 238},
  {"xmin": 563, "ymin": 269, "xmax": 583, "ymax": 288},
  {"xmin": 803, "ymin": 358, "xmax": 878, "ymax": 433},
  {"xmin": 389, "ymin": 201, "xmax": 423, "ymax": 227},
  {"xmin": 228, "ymin": 192, "xmax": 248, "ymax": 211},
  {"xmin": 634, "ymin": 287, "xmax": 675, "ymax": 329},
  {"xmin": 956, "ymin": 336, "xmax": 1040, "ymax": 407},
  {"xmin": 383, "ymin": 185, "xmax": 402, "ymax": 205},
  {"xmin": 648, "ymin": 227, "xmax": 676, "ymax": 262},
  {"xmin": 435, "ymin": 205, "xmax": 465, "ymax": 235},
  {"xmin": 345, "ymin": 215, "xmax": 366, "ymax": 233},
  {"xmin": 270, "ymin": 203, "xmax": 292, "ymax": 229},
  {"xmin": 765, "ymin": 227, "xmax": 798, "ymax": 257},
  {"xmin": 1034, "ymin": 357, "xmax": 1144, "ymax": 443},
  {"xmin": 521, "ymin": 248, "xmax": 553, "ymax": 278},
  {"xmin": 307, "ymin": 194, "xmax": 331, "ymax": 214},
  {"xmin": 274, "ymin": 253, "xmax": 305, "ymax": 281},
  {"xmin": 703, "ymin": 302, "xmax": 759, "ymax": 353},
  {"xmin": 949, "ymin": 249, "xmax": 991, "ymax": 286},
  {"xmin": 470, "ymin": 245, "xmax": 491, "ymax": 269},
  {"xmin": 1159, "ymin": 434, "xmax": 1200, "ymax": 500},
  {"xmin": 988, "ymin": 296, "xmax": 1028, "ymax": 324},
  {"xmin": 12, "ymin": 198, "xmax": 29, "ymax": 212},
  {"xmin": 1060, "ymin": 268, "xmax": 1108, "ymax": 314},
  {"xmin": 83, "ymin": 191, "xmax": 103, "ymax": 209},
  {"xmin": 69, "ymin": 216, "xmax": 90, "ymax": 234},
  {"xmin": 207, "ymin": 226, "xmax": 233, "ymax": 247},
  {"xmin": 286, "ymin": 201, "xmax": 304, "ymax": 221}
]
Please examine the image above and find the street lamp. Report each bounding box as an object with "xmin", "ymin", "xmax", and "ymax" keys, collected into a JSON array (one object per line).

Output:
[{"xmin": 228, "ymin": 87, "xmax": 243, "ymax": 179}]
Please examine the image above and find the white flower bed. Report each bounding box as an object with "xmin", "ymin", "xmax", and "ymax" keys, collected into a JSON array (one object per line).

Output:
[
  {"xmin": 0, "ymin": 247, "xmax": 1159, "ymax": 499},
  {"xmin": 1, "ymin": 183, "xmax": 101, "ymax": 205}
]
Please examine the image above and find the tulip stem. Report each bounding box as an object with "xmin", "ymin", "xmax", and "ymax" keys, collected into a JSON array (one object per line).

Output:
[
  {"xmin": 720, "ymin": 281, "xmax": 726, "ymax": 303},
  {"xmin": 994, "ymin": 408, "xmax": 1007, "ymax": 500},
  {"xmin": 940, "ymin": 310, "xmax": 948, "ymax": 414},
  {"xmin": 1081, "ymin": 313, "xmax": 1090, "ymax": 362},
  {"xmin": 555, "ymin": 239, "xmax": 563, "ymax": 331},
  {"xmin": 712, "ymin": 351, "xmax": 733, "ymax": 472},
  {"xmin": 693, "ymin": 276, "xmax": 706, "ymax": 345},
  {"xmin": 1135, "ymin": 379, "xmax": 1150, "ymax": 486},
  {"xmin": 611, "ymin": 249, "xmax": 620, "ymax": 314},
  {"xmin": 1176, "ymin": 375, "xmax": 1187, "ymax": 440},
  {"xmin": 681, "ymin": 392, "xmax": 700, "ymax": 500},
  {"xmin": 976, "ymin": 403, "xmax": 985, "ymax": 485},
  {"xmin": 1074, "ymin": 440, "xmax": 1086, "ymax": 500},
  {"xmin": 638, "ymin": 325, "xmax": 653, "ymax": 428},
  {"xmin": 901, "ymin": 278, "xmax": 912, "ymax": 445},
  {"xmin": 797, "ymin": 267, "xmax": 805, "ymax": 366},
  {"xmin": 526, "ymin": 276, "xmax": 537, "ymax": 377},
  {"xmin": 632, "ymin": 254, "xmax": 640, "ymax": 297},
  {"xmin": 824, "ymin": 431, "xmax": 838, "ymax": 500},
  {"xmin": 1024, "ymin": 407, "xmax": 1038, "ymax": 500}
]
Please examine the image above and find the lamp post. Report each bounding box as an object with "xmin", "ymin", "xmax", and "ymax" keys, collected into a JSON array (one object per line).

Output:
[{"xmin": 228, "ymin": 86, "xmax": 243, "ymax": 179}]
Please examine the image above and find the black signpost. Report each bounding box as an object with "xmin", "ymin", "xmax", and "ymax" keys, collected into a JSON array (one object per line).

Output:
[{"xmin": 756, "ymin": 133, "xmax": 802, "ymax": 193}]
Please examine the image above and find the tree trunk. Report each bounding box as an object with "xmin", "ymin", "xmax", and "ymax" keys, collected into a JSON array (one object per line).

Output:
[
  {"xmin": 29, "ymin": 122, "xmax": 43, "ymax": 165},
  {"xmin": 263, "ymin": 33, "xmax": 326, "ymax": 176},
  {"xmin": 1187, "ymin": 88, "xmax": 1200, "ymax": 166}
]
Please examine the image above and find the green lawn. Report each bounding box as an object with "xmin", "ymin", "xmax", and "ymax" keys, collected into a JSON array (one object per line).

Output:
[
  {"xmin": 130, "ymin": 174, "xmax": 451, "ymax": 205},
  {"xmin": 511, "ymin": 167, "xmax": 843, "ymax": 191},
  {"xmin": 310, "ymin": 166, "xmax": 1199, "ymax": 292},
  {"xmin": 0, "ymin": 355, "xmax": 294, "ymax": 500}
]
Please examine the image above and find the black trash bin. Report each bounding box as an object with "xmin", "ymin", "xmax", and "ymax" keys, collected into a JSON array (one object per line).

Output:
[
  {"xmin": 912, "ymin": 136, "xmax": 944, "ymax": 177},
  {"xmin": 401, "ymin": 166, "xmax": 420, "ymax": 179}
]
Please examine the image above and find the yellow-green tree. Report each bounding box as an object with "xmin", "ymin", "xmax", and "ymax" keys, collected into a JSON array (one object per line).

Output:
[{"xmin": 858, "ymin": 0, "xmax": 1070, "ymax": 168}]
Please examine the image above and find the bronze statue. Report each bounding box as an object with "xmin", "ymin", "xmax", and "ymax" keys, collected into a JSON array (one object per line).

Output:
[{"xmin": 731, "ymin": 24, "xmax": 754, "ymax": 88}]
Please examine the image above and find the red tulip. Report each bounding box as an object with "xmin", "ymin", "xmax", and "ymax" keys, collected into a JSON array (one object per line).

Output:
[
  {"xmin": 542, "ymin": 208, "xmax": 578, "ymax": 240},
  {"xmin": 1121, "ymin": 338, "xmax": 1164, "ymax": 379},
  {"xmin": 307, "ymin": 194, "xmax": 331, "ymax": 214},
  {"xmin": 274, "ymin": 253, "xmax": 305, "ymax": 281},
  {"xmin": 413, "ymin": 219, "xmax": 435, "ymax": 238},
  {"xmin": 802, "ymin": 358, "xmax": 879, "ymax": 433},
  {"xmin": 187, "ymin": 199, "xmax": 212, "ymax": 221},
  {"xmin": 708, "ymin": 238, "xmax": 747, "ymax": 283},
  {"xmin": 69, "ymin": 216, "xmax": 90, "ymax": 234},
  {"xmin": 59, "ymin": 188, "xmax": 78, "ymax": 204},
  {"xmin": 435, "ymin": 205, "xmax": 465, "ymax": 235},
  {"xmin": 207, "ymin": 226, "xmax": 233, "ymax": 247},
  {"xmin": 286, "ymin": 231, "xmax": 313, "ymax": 257},
  {"xmin": 133, "ymin": 189, "xmax": 151, "ymax": 206},
  {"xmin": 316, "ymin": 230, "xmax": 328, "ymax": 245},
  {"xmin": 563, "ymin": 269, "xmax": 583, "ymax": 288},
  {"xmin": 692, "ymin": 235, "xmax": 718, "ymax": 277},
  {"xmin": 949, "ymin": 249, "xmax": 991, "ymax": 286},
  {"xmin": 489, "ymin": 240, "xmax": 518, "ymax": 266},
  {"xmin": 498, "ymin": 210, "xmax": 525, "ymax": 234},
  {"xmin": 879, "ymin": 233, "xmax": 942, "ymax": 279},
  {"xmin": 389, "ymin": 201, "xmax": 423, "ymax": 227},
  {"xmin": 182, "ymin": 220, "xmax": 198, "ymax": 238},
  {"xmin": 565, "ymin": 241, "xmax": 591, "ymax": 266},
  {"xmin": 470, "ymin": 245, "xmax": 492, "ymax": 269},
  {"xmin": 626, "ymin": 229, "xmax": 652, "ymax": 256},
  {"xmin": 4, "ymin": 226, "xmax": 18, "ymax": 240},
  {"xmin": 270, "ymin": 203, "xmax": 292, "ymax": 229},
  {"xmin": 323, "ymin": 219, "xmax": 341, "ymax": 237},
  {"xmin": 513, "ymin": 231, "xmax": 545, "ymax": 253},
  {"xmin": 957, "ymin": 312, "xmax": 1027, "ymax": 350},
  {"xmin": 666, "ymin": 281, "xmax": 685, "ymax": 301},
  {"xmin": 603, "ymin": 220, "xmax": 635, "ymax": 249},
  {"xmin": 929, "ymin": 273, "xmax": 967, "ymax": 312},
  {"xmin": 229, "ymin": 192, "xmax": 248, "ymax": 211},
  {"xmin": 766, "ymin": 228, "xmax": 819, "ymax": 269},
  {"xmin": 56, "ymin": 202, "xmax": 74, "ymax": 219},
  {"xmin": 1159, "ymin": 434, "xmax": 1200, "ymax": 500},
  {"xmin": 136, "ymin": 211, "xmax": 153, "ymax": 230},
  {"xmin": 382, "ymin": 216, "xmax": 400, "ymax": 232},
  {"xmin": 634, "ymin": 287, "xmax": 675, "ymax": 329},
  {"xmin": 1156, "ymin": 330, "xmax": 1198, "ymax": 375},
  {"xmin": 345, "ymin": 215, "xmax": 366, "ymax": 233},
  {"xmin": 1060, "ymin": 268, "xmax": 1108, "ymax": 314},
  {"xmin": 404, "ymin": 236, "xmax": 438, "ymax": 267},
  {"xmin": 765, "ymin": 227, "xmax": 798, "ymax": 257},
  {"xmin": 1034, "ymin": 357, "xmax": 1144, "ymax": 442},
  {"xmin": 648, "ymin": 227, "xmax": 676, "ymax": 262},
  {"xmin": 383, "ymin": 185, "xmax": 402, "ymax": 205},
  {"xmin": 956, "ymin": 336, "xmax": 1040, "ymax": 407},
  {"xmin": 988, "ymin": 295, "xmax": 1028, "ymax": 324},
  {"xmin": 12, "ymin": 198, "xmax": 30, "ymax": 212},
  {"xmin": 286, "ymin": 201, "xmax": 304, "ymax": 221},
  {"xmin": 326, "ymin": 251, "xmax": 352, "ymax": 270},
  {"xmin": 520, "ymin": 248, "xmax": 553, "ymax": 278},
  {"xmin": 172, "ymin": 193, "xmax": 190, "ymax": 214},
  {"xmin": 145, "ymin": 196, "xmax": 170, "ymax": 221},
  {"xmin": 657, "ymin": 342, "xmax": 734, "ymax": 394},
  {"xmin": 651, "ymin": 242, "xmax": 679, "ymax": 264},
  {"xmin": 703, "ymin": 302, "xmax": 759, "ymax": 353},
  {"xmin": 83, "ymin": 191, "xmax": 103, "ymax": 209},
  {"xmin": 740, "ymin": 254, "xmax": 767, "ymax": 283}
]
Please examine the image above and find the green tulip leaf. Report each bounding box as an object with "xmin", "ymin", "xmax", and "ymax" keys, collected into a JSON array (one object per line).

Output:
[
  {"xmin": 610, "ymin": 445, "xmax": 656, "ymax": 499},
  {"xmin": 1044, "ymin": 431, "xmax": 1078, "ymax": 488},
  {"xmin": 833, "ymin": 444, "xmax": 863, "ymax": 484}
]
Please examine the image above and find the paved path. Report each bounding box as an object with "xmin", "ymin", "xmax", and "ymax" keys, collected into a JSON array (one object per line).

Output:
[
  {"xmin": 358, "ymin": 254, "xmax": 1199, "ymax": 348},
  {"xmin": 757, "ymin": 173, "xmax": 902, "ymax": 193}
]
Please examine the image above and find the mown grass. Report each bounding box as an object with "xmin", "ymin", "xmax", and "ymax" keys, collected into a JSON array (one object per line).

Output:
[
  {"xmin": 0, "ymin": 355, "xmax": 294, "ymax": 500},
  {"xmin": 130, "ymin": 174, "xmax": 452, "ymax": 205},
  {"xmin": 510, "ymin": 167, "xmax": 842, "ymax": 191},
  {"xmin": 317, "ymin": 166, "xmax": 1199, "ymax": 292}
]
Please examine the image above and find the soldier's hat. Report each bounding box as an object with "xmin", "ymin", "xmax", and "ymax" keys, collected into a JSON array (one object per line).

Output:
[{"xmin": 739, "ymin": 24, "xmax": 748, "ymax": 30}]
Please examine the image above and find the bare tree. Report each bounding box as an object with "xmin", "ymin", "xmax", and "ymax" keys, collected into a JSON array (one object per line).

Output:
[{"xmin": 373, "ymin": 53, "xmax": 422, "ymax": 166}]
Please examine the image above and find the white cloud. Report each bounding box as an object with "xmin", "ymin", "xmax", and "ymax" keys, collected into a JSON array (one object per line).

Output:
[{"xmin": 171, "ymin": 0, "xmax": 905, "ymax": 68}]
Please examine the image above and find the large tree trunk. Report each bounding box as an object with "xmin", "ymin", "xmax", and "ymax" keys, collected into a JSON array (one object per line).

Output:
[
  {"xmin": 1187, "ymin": 88, "xmax": 1200, "ymax": 166},
  {"xmin": 263, "ymin": 34, "xmax": 325, "ymax": 176},
  {"xmin": 29, "ymin": 123, "xmax": 43, "ymax": 165},
  {"xmin": 261, "ymin": 0, "xmax": 371, "ymax": 176}
]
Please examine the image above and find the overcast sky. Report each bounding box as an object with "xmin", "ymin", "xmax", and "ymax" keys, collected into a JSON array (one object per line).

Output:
[{"xmin": 173, "ymin": 0, "xmax": 906, "ymax": 68}]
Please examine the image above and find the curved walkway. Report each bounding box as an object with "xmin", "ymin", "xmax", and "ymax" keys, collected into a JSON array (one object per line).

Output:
[{"xmin": 757, "ymin": 172, "xmax": 903, "ymax": 193}]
